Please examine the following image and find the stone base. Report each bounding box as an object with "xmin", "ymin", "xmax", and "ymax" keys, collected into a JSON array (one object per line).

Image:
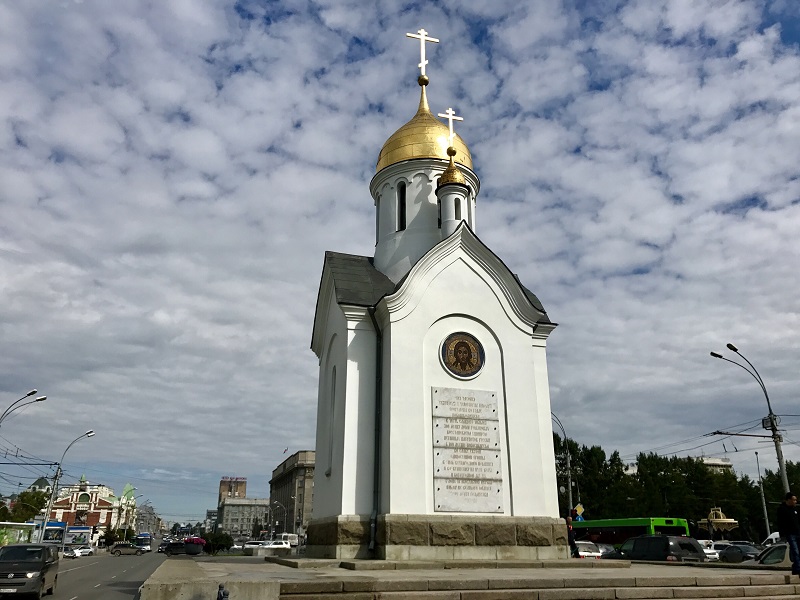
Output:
[{"xmin": 305, "ymin": 514, "xmax": 569, "ymax": 560}]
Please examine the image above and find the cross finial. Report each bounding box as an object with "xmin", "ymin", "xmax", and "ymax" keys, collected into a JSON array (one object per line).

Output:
[
  {"xmin": 406, "ymin": 28, "xmax": 440, "ymax": 77},
  {"xmin": 437, "ymin": 107, "xmax": 464, "ymax": 146}
]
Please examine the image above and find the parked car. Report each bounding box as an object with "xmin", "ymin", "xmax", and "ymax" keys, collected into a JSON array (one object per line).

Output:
[
  {"xmin": 746, "ymin": 543, "xmax": 791, "ymax": 567},
  {"xmin": 243, "ymin": 540, "xmax": 269, "ymax": 549},
  {"xmin": 264, "ymin": 540, "xmax": 291, "ymax": 549},
  {"xmin": 698, "ymin": 540, "xmax": 719, "ymax": 561},
  {"xmin": 0, "ymin": 543, "xmax": 59, "ymax": 596},
  {"xmin": 574, "ymin": 540, "xmax": 603, "ymax": 559},
  {"xmin": 602, "ymin": 535, "xmax": 706, "ymax": 562},
  {"xmin": 718, "ymin": 543, "xmax": 761, "ymax": 563},
  {"xmin": 111, "ymin": 542, "xmax": 143, "ymax": 556},
  {"xmin": 761, "ymin": 532, "xmax": 782, "ymax": 547}
]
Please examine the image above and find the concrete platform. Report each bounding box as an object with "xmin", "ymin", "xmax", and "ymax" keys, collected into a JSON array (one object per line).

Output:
[{"xmin": 139, "ymin": 556, "xmax": 800, "ymax": 600}]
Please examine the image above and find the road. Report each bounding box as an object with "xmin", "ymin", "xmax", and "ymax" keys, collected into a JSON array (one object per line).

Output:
[{"xmin": 55, "ymin": 549, "xmax": 165, "ymax": 600}]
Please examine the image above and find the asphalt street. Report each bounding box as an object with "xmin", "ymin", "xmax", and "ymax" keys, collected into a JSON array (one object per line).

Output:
[{"xmin": 54, "ymin": 549, "xmax": 165, "ymax": 600}]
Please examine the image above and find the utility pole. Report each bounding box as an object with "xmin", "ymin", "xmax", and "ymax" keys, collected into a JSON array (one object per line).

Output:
[
  {"xmin": 551, "ymin": 413, "xmax": 573, "ymax": 513},
  {"xmin": 755, "ymin": 451, "xmax": 770, "ymax": 538},
  {"xmin": 710, "ymin": 344, "xmax": 790, "ymax": 494}
]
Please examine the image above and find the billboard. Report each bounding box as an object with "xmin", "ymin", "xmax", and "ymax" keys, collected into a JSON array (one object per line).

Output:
[{"xmin": 65, "ymin": 526, "xmax": 92, "ymax": 545}]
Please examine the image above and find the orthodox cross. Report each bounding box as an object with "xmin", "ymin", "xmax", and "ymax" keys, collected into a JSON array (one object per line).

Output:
[
  {"xmin": 437, "ymin": 107, "xmax": 463, "ymax": 146},
  {"xmin": 406, "ymin": 28, "xmax": 439, "ymax": 77}
]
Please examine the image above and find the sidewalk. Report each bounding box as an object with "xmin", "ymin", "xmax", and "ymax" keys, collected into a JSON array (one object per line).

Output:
[{"xmin": 140, "ymin": 556, "xmax": 800, "ymax": 600}]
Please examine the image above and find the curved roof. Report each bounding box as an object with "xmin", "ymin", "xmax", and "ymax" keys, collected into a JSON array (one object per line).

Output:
[{"xmin": 376, "ymin": 84, "xmax": 472, "ymax": 173}]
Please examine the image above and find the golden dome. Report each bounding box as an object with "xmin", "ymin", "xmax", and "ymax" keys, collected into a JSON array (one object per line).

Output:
[
  {"xmin": 376, "ymin": 82, "xmax": 472, "ymax": 173},
  {"xmin": 437, "ymin": 147, "xmax": 466, "ymax": 187}
]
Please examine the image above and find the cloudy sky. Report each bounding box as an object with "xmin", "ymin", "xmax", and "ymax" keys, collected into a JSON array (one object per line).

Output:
[{"xmin": 1, "ymin": 0, "xmax": 799, "ymax": 524}]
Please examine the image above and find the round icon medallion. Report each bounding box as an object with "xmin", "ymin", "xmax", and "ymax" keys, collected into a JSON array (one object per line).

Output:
[{"xmin": 440, "ymin": 332, "xmax": 484, "ymax": 379}]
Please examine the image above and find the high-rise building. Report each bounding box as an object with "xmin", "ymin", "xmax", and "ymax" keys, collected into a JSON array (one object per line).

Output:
[
  {"xmin": 269, "ymin": 451, "xmax": 314, "ymax": 535},
  {"xmin": 217, "ymin": 476, "xmax": 247, "ymax": 507}
]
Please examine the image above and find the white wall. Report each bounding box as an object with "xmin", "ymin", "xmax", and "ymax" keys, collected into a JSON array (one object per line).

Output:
[{"xmin": 378, "ymin": 241, "xmax": 559, "ymax": 518}]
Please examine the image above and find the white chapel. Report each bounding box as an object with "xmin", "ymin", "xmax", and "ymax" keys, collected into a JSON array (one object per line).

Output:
[{"xmin": 308, "ymin": 30, "xmax": 566, "ymax": 560}]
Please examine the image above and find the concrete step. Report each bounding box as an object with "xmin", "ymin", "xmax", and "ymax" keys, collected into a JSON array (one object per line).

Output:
[{"xmin": 279, "ymin": 577, "xmax": 800, "ymax": 600}]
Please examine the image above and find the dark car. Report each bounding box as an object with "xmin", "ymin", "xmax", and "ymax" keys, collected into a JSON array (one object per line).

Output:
[
  {"xmin": 157, "ymin": 541, "xmax": 169, "ymax": 553},
  {"xmin": 164, "ymin": 541, "xmax": 186, "ymax": 556},
  {"xmin": 602, "ymin": 535, "xmax": 706, "ymax": 562},
  {"xmin": 719, "ymin": 543, "xmax": 761, "ymax": 563},
  {"xmin": 0, "ymin": 543, "xmax": 59, "ymax": 597},
  {"xmin": 111, "ymin": 542, "xmax": 143, "ymax": 556}
]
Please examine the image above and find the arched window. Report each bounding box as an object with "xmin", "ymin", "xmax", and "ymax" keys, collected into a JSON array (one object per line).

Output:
[
  {"xmin": 78, "ymin": 493, "xmax": 90, "ymax": 503},
  {"xmin": 437, "ymin": 197, "xmax": 442, "ymax": 228},
  {"xmin": 455, "ymin": 198, "xmax": 461, "ymax": 221},
  {"xmin": 325, "ymin": 366, "xmax": 336, "ymax": 477},
  {"xmin": 397, "ymin": 182, "xmax": 406, "ymax": 231},
  {"xmin": 375, "ymin": 197, "xmax": 380, "ymax": 244}
]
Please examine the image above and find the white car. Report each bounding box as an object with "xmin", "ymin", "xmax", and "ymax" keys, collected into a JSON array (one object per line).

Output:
[
  {"xmin": 73, "ymin": 545, "xmax": 94, "ymax": 556},
  {"xmin": 698, "ymin": 540, "xmax": 719, "ymax": 562},
  {"xmin": 243, "ymin": 540, "xmax": 269, "ymax": 549},
  {"xmin": 230, "ymin": 542, "xmax": 242, "ymax": 550},
  {"xmin": 264, "ymin": 540, "xmax": 290, "ymax": 549},
  {"xmin": 574, "ymin": 540, "xmax": 602, "ymax": 559}
]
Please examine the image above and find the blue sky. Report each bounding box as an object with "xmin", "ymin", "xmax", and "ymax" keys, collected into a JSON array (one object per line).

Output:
[{"xmin": 1, "ymin": 0, "xmax": 799, "ymax": 524}]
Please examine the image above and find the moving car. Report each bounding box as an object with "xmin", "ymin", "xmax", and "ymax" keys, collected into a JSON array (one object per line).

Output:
[
  {"xmin": 574, "ymin": 540, "xmax": 603, "ymax": 559},
  {"xmin": 157, "ymin": 541, "xmax": 169, "ymax": 553},
  {"xmin": 0, "ymin": 543, "xmax": 59, "ymax": 597},
  {"xmin": 602, "ymin": 535, "xmax": 706, "ymax": 562},
  {"xmin": 718, "ymin": 543, "xmax": 761, "ymax": 563},
  {"xmin": 243, "ymin": 540, "xmax": 269, "ymax": 549},
  {"xmin": 595, "ymin": 542, "xmax": 615, "ymax": 556},
  {"xmin": 111, "ymin": 542, "xmax": 144, "ymax": 556},
  {"xmin": 164, "ymin": 540, "xmax": 186, "ymax": 556}
]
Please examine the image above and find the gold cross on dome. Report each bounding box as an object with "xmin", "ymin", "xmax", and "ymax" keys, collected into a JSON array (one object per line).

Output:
[
  {"xmin": 406, "ymin": 28, "xmax": 439, "ymax": 77},
  {"xmin": 437, "ymin": 107, "xmax": 463, "ymax": 146}
]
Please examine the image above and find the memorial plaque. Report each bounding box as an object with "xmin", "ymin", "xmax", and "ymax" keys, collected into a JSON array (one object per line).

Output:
[
  {"xmin": 434, "ymin": 448, "xmax": 502, "ymax": 479},
  {"xmin": 434, "ymin": 479, "xmax": 503, "ymax": 513},
  {"xmin": 432, "ymin": 417, "xmax": 499, "ymax": 449},
  {"xmin": 432, "ymin": 387, "xmax": 503, "ymax": 513},
  {"xmin": 431, "ymin": 388, "xmax": 497, "ymax": 419}
]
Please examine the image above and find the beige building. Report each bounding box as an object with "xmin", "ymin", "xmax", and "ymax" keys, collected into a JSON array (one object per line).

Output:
[
  {"xmin": 217, "ymin": 497, "xmax": 271, "ymax": 539},
  {"xmin": 270, "ymin": 450, "xmax": 314, "ymax": 536},
  {"xmin": 218, "ymin": 476, "xmax": 247, "ymax": 507}
]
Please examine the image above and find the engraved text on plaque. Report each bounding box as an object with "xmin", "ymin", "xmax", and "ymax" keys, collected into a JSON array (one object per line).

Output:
[{"xmin": 432, "ymin": 387, "xmax": 503, "ymax": 512}]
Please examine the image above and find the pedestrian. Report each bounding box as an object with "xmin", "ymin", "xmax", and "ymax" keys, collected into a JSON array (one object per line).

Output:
[
  {"xmin": 566, "ymin": 516, "xmax": 578, "ymax": 558},
  {"xmin": 776, "ymin": 491, "xmax": 800, "ymax": 576}
]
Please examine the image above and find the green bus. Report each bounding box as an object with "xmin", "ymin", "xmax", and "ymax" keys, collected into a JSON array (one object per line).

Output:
[{"xmin": 571, "ymin": 517, "xmax": 690, "ymax": 546}]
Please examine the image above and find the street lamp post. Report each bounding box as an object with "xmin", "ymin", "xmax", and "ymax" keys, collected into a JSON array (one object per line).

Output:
[
  {"xmin": 272, "ymin": 501, "xmax": 287, "ymax": 535},
  {"xmin": 710, "ymin": 343, "xmax": 790, "ymax": 493},
  {"xmin": 1, "ymin": 390, "xmax": 47, "ymax": 427},
  {"xmin": 551, "ymin": 413, "xmax": 573, "ymax": 513},
  {"xmin": 264, "ymin": 506, "xmax": 273, "ymax": 539},
  {"xmin": 40, "ymin": 430, "xmax": 95, "ymax": 543},
  {"xmin": 755, "ymin": 451, "xmax": 770, "ymax": 538}
]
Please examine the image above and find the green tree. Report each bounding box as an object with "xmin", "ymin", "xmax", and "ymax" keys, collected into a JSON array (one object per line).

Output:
[
  {"xmin": 10, "ymin": 490, "xmax": 48, "ymax": 522},
  {"xmin": 204, "ymin": 531, "xmax": 234, "ymax": 555}
]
